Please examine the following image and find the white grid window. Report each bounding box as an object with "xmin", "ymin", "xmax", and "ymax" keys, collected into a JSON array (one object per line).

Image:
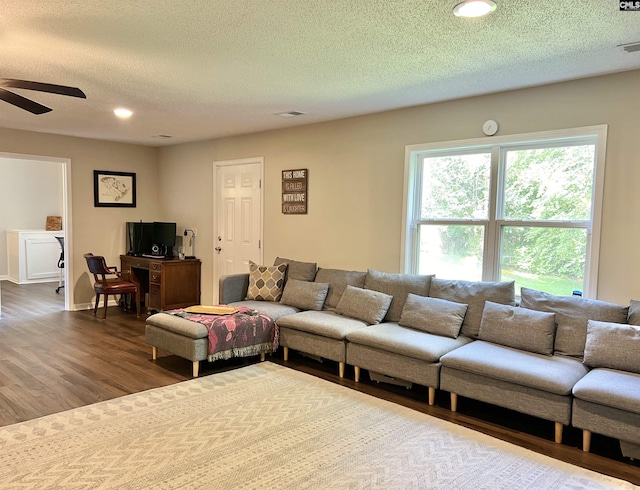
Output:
[{"xmin": 403, "ymin": 126, "xmax": 607, "ymax": 298}]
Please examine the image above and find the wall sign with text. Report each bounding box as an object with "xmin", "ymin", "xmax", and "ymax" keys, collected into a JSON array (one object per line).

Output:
[{"xmin": 282, "ymin": 168, "xmax": 308, "ymax": 214}]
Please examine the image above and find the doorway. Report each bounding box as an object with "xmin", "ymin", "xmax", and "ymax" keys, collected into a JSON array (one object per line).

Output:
[
  {"xmin": 212, "ymin": 157, "xmax": 264, "ymax": 302},
  {"xmin": 0, "ymin": 153, "xmax": 72, "ymax": 316}
]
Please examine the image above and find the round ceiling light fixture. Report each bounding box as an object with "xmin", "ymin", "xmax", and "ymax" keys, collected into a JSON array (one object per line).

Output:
[
  {"xmin": 113, "ymin": 107, "xmax": 133, "ymax": 119},
  {"xmin": 453, "ymin": 0, "xmax": 497, "ymax": 18}
]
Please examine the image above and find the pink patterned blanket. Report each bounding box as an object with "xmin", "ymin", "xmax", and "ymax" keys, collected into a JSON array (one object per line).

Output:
[{"xmin": 167, "ymin": 306, "xmax": 279, "ymax": 362}]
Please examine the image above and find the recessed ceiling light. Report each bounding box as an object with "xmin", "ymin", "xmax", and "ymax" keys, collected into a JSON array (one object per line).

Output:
[
  {"xmin": 113, "ymin": 108, "xmax": 133, "ymax": 119},
  {"xmin": 453, "ymin": 0, "xmax": 497, "ymax": 18}
]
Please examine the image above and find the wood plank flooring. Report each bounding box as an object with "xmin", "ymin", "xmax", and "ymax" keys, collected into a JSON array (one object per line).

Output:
[{"xmin": 0, "ymin": 280, "xmax": 639, "ymax": 485}]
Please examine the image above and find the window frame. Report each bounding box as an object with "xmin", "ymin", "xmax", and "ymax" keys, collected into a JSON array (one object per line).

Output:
[{"xmin": 401, "ymin": 125, "xmax": 608, "ymax": 298}]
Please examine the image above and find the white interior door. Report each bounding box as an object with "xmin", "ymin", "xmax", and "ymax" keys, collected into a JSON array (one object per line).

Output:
[{"xmin": 214, "ymin": 158, "xmax": 263, "ymax": 302}]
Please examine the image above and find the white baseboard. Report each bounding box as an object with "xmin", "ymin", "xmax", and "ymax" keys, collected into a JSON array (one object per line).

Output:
[{"xmin": 74, "ymin": 298, "xmax": 120, "ymax": 312}]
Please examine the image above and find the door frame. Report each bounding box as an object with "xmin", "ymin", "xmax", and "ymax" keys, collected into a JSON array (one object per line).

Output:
[
  {"xmin": 212, "ymin": 156, "xmax": 264, "ymax": 303},
  {"xmin": 0, "ymin": 151, "xmax": 73, "ymax": 312}
]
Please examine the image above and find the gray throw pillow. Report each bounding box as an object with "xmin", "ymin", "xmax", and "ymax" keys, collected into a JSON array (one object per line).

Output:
[
  {"xmin": 429, "ymin": 279, "xmax": 515, "ymax": 339},
  {"xmin": 335, "ymin": 285, "xmax": 393, "ymax": 325},
  {"xmin": 584, "ymin": 320, "xmax": 640, "ymax": 374},
  {"xmin": 273, "ymin": 257, "xmax": 317, "ymax": 282},
  {"xmin": 314, "ymin": 268, "xmax": 367, "ymax": 309},
  {"xmin": 398, "ymin": 294, "xmax": 467, "ymax": 339},
  {"xmin": 245, "ymin": 261, "xmax": 287, "ymax": 302},
  {"xmin": 629, "ymin": 300, "xmax": 640, "ymax": 326},
  {"xmin": 364, "ymin": 269, "xmax": 433, "ymax": 323},
  {"xmin": 520, "ymin": 288, "xmax": 629, "ymax": 359},
  {"xmin": 478, "ymin": 301, "xmax": 556, "ymax": 356},
  {"xmin": 280, "ymin": 279, "xmax": 329, "ymax": 311}
]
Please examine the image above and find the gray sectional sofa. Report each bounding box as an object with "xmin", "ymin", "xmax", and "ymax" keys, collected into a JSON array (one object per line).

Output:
[{"xmin": 149, "ymin": 256, "xmax": 640, "ymax": 455}]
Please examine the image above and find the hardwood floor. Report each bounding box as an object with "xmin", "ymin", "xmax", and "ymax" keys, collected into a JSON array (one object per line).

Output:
[{"xmin": 0, "ymin": 280, "xmax": 638, "ymax": 485}]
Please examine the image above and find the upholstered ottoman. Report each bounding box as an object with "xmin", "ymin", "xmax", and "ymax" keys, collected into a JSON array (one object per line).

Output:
[{"xmin": 145, "ymin": 309, "xmax": 275, "ymax": 377}]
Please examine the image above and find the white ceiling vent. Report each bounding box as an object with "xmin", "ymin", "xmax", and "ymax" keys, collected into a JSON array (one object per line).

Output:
[
  {"xmin": 620, "ymin": 42, "xmax": 640, "ymax": 53},
  {"xmin": 274, "ymin": 111, "xmax": 307, "ymax": 118}
]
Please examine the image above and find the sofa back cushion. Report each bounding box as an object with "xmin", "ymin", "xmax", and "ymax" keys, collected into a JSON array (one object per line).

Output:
[
  {"xmin": 314, "ymin": 268, "xmax": 367, "ymax": 309},
  {"xmin": 520, "ymin": 288, "xmax": 629, "ymax": 359},
  {"xmin": 399, "ymin": 294, "xmax": 467, "ymax": 339},
  {"xmin": 429, "ymin": 279, "xmax": 515, "ymax": 339},
  {"xmin": 629, "ymin": 299, "xmax": 640, "ymax": 326},
  {"xmin": 273, "ymin": 257, "xmax": 317, "ymax": 282},
  {"xmin": 584, "ymin": 320, "xmax": 640, "ymax": 374},
  {"xmin": 478, "ymin": 301, "xmax": 556, "ymax": 356},
  {"xmin": 335, "ymin": 285, "xmax": 393, "ymax": 325},
  {"xmin": 246, "ymin": 261, "xmax": 287, "ymax": 302},
  {"xmin": 364, "ymin": 269, "xmax": 433, "ymax": 323},
  {"xmin": 280, "ymin": 279, "xmax": 329, "ymax": 311}
]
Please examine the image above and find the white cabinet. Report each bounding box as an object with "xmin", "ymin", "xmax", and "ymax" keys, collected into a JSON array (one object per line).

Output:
[{"xmin": 6, "ymin": 230, "xmax": 64, "ymax": 284}]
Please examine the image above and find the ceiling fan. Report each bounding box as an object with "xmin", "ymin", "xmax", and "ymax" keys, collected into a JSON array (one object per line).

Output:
[{"xmin": 0, "ymin": 78, "xmax": 86, "ymax": 115}]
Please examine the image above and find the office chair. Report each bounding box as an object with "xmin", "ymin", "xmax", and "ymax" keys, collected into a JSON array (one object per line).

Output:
[
  {"xmin": 84, "ymin": 253, "xmax": 140, "ymax": 319},
  {"xmin": 55, "ymin": 236, "xmax": 64, "ymax": 294}
]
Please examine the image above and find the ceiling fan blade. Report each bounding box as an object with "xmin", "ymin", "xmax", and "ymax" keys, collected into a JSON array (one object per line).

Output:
[
  {"xmin": 0, "ymin": 87, "xmax": 52, "ymax": 114},
  {"xmin": 0, "ymin": 79, "xmax": 86, "ymax": 99}
]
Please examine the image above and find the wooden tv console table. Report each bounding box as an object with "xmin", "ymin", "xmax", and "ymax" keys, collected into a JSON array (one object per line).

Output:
[{"xmin": 120, "ymin": 255, "xmax": 201, "ymax": 312}]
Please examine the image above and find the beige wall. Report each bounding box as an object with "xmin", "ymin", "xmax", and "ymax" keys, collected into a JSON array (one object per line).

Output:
[
  {"xmin": 1, "ymin": 70, "xmax": 638, "ymax": 309},
  {"xmin": 158, "ymin": 70, "xmax": 640, "ymax": 305},
  {"xmin": 0, "ymin": 129, "xmax": 159, "ymax": 307}
]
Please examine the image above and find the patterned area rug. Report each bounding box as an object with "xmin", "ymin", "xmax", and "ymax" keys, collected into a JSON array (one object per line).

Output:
[{"xmin": 0, "ymin": 362, "xmax": 636, "ymax": 489}]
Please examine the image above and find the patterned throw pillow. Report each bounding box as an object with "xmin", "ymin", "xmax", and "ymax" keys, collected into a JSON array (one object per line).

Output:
[{"xmin": 246, "ymin": 261, "xmax": 287, "ymax": 302}]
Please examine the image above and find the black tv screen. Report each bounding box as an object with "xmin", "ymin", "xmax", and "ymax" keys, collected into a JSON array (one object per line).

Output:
[
  {"xmin": 127, "ymin": 221, "xmax": 177, "ymax": 256},
  {"xmin": 153, "ymin": 222, "xmax": 177, "ymax": 249},
  {"xmin": 126, "ymin": 222, "xmax": 153, "ymax": 256}
]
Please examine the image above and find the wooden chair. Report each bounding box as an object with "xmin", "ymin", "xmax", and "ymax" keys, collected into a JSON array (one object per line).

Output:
[{"xmin": 84, "ymin": 253, "xmax": 140, "ymax": 319}]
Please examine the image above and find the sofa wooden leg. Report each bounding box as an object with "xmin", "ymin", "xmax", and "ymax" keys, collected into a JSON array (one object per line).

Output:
[
  {"xmin": 450, "ymin": 393, "xmax": 458, "ymax": 412},
  {"xmin": 283, "ymin": 346, "xmax": 289, "ymax": 361},
  {"xmin": 260, "ymin": 353, "xmax": 265, "ymax": 362},
  {"xmin": 428, "ymin": 387, "xmax": 435, "ymax": 406},
  {"xmin": 354, "ymin": 366, "xmax": 360, "ymax": 382},
  {"xmin": 339, "ymin": 362, "xmax": 345, "ymax": 378},
  {"xmin": 192, "ymin": 361, "xmax": 199, "ymax": 378},
  {"xmin": 554, "ymin": 422, "xmax": 563, "ymax": 443},
  {"xmin": 151, "ymin": 346, "xmax": 158, "ymax": 360},
  {"xmin": 582, "ymin": 430, "xmax": 591, "ymax": 452}
]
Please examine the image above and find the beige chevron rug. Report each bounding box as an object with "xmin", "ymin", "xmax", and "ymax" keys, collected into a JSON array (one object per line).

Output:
[{"xmin": 0, "ymin": 362, "xmax": 636, "ymax": 489}]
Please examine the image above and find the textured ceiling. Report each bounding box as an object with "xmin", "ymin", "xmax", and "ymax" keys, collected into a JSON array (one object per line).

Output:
[{"xmin": 0, "ymin": 1, "xmax": 639, "ymax": 146}]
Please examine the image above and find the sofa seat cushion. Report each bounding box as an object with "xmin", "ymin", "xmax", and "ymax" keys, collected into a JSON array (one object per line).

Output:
[
  {"xmin": 347, "ymin": 323, "xmax": 472, "ymax": 363},
  {"xmin": 146, "ymin": 313, "xmax": 208, "ymax": 339},
  {"xmin": 572, "ymin": 368, "xmax": 640, "ymax": 416},
  {"xmin": 277, "ymin": 310, "xmax": 367, "ymax": 340},
  {"xmin": 229, "ymin": 300, "xmax": 299, "ymax": 321},
  {"xmin": 440, "ymin": 340, "xmax": 588, "ymax": 395}
]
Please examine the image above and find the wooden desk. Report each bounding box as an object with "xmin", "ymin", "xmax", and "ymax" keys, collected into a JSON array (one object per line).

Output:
[{"xmin": 120, "ymin": 255, "xmax": 201, "ymax": 312}]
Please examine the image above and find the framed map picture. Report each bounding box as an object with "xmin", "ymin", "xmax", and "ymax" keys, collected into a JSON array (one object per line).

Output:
[{"xmin": 93, "ymin": 170, "xmax": 136, "ymax": 207}]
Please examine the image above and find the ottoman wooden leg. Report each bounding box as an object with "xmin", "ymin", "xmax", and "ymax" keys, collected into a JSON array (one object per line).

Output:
[
  {"xmin": 339, "ymin": 362, "xmax": 345, "ymax": 378},
  {"xmin": 283, "ymin": 346, "xmax": 289, "ymax": 361},
  {"xmin": 193, "ymin": 361, "xmax": 199, "ymax": 378},
  {"xmin": 354, "ymin": 366, "xmax": 360, "ymax": 382},
  {"xmin": 151, "ymin": 346, "xmax": 158, "ymax": 360}
]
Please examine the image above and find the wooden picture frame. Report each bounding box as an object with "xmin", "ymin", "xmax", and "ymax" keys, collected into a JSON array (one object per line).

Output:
[{"xmin": 93, "ymin": 170, "xmax": 136, "ymax": 207}]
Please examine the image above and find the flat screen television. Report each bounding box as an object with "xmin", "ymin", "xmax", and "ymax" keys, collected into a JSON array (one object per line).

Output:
[{"xmin": 126, "ymin": 221, "xmax": 177, "ymax": 257}]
